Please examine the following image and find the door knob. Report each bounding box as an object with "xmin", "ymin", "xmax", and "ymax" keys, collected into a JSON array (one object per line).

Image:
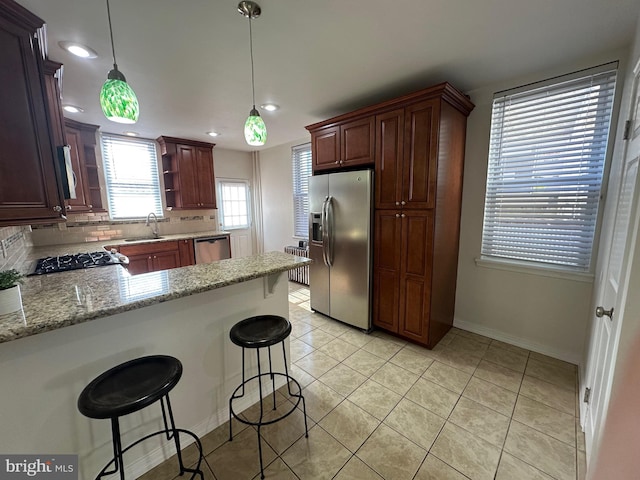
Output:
[{"xmin": 595, "ymin": 306, "xmax": 614, "ymax": 319}]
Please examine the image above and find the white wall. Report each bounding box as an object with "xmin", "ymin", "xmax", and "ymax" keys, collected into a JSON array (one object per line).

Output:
[
  {"xmin": 455, "ymin": 47, "xmax": 629, "ymax": 364},
  {"xmin": 214, "ymin": 148, "xmax": 253, "ymax": 181},
  {"xmin": 259, "ymin": 137, "xmax": 310, "ymax": 252}
]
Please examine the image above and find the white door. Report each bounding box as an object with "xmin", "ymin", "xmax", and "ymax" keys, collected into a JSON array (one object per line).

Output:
[
  {"xmin": 217, "ymin": 179, "xmax": 254, "ymax": 258},
  {"xmin": 582, "ymin": 58, "xmax": 640, "ymax": 461}
]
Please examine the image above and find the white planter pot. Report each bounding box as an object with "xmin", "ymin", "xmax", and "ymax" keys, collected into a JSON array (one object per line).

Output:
[{"xmin": 0, "ymin": 285, "xmax": 23, "ymax": 315}]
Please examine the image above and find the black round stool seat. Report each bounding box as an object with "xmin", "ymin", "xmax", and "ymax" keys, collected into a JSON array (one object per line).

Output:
[
  {"xmin": 77, "ymin": 355, "xmax": 203, "ymax": 479},
  {"xmin": 229, "ymin": 315, "xmax": 292, "ymax": 348},
  {"xmin": 78, "ymin": 355, "xmax": 182, "ymax": 419}
]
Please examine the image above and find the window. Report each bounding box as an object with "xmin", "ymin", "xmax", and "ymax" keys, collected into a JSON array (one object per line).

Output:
[
  {"xmin": 101, "ymin": 135, "xmax": 163, "ymax": 219},
  {"xmin": 481, "ymin": 64, "xmax": 618, "ymax": 271},
  {"xmin": 292, "ymin": 143, "xmax": 312, "ymax": 238},
  {"xmin": 218, "ymin": 179, "xmax": 251, "ymax": 230}
]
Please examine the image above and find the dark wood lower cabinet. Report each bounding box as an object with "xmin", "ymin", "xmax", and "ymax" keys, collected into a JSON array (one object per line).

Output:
[
  {"xmin": 373, "ymin": 210, "xmax": 435, "ymax": 346},
  {"xmin": 113, "ymin": 240, "xmax": 194, "ymax": 275}
]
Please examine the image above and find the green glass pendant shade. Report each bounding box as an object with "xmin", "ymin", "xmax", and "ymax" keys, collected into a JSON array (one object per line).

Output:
[
  {"xmin": 100, "ymin": 69, "xmax": 139, "ymax": 124},
  {"xmin": 244, "ymin": 107, "xmax": 267, "ymax": 146}
]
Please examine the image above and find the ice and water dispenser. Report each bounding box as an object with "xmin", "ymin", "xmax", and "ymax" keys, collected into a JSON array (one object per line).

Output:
[{"xmin": 311, "ymin": 212, "xmax": 323, "ymax": 242}]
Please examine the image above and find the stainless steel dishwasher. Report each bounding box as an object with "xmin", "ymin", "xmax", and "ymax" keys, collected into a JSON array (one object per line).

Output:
[{"xmin": 194, "ymin": 235, "xmax": 231, "ymax": 264}]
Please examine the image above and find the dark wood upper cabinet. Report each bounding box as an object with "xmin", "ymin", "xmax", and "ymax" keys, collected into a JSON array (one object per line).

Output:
[
  {"xmin": 64, "ymin": 118, "xmax": 103, "ymax": 213},
  {"xmin": 375, "ymin": 109, "xmax": 404, "ymax": 209},
  {"xmin": 157, "ymin": 136, "xmax": 216, "ymax": 210},
  {"xmin": 0, "ymin": 0, "xmax": 66, "ymax": 226},
  {"xmin": 311, "ymin": 125, "xmax": 339, "ymax": 171},
  {"xmin": 309, "ymin": 118, "xmax": 374, "ymax": 173}
]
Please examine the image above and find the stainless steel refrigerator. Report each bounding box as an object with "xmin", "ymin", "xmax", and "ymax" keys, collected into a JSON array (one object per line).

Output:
[{"xmin": 308, "ymin": 169, "xmax": 373, "ymax": 330}]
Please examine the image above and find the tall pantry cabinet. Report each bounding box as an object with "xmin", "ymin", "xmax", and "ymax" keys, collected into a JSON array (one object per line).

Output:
[{"xmin": 307, "ymin": 83, "xmax": 474, "ymax": 348}]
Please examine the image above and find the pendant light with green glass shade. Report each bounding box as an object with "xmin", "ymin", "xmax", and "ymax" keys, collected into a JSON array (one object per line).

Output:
[
  {"xmin": 100, "ymin": 0, "xmax": 139, "ymax": 124},
  {"xmin": 238, "ymin": 1, "xmax": 266, "ymax": 146}
]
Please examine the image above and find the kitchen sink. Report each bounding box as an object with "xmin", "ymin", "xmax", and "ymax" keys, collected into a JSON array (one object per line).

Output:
[{"xmin": 123, "ymin": 236, "xmax": 165, "ymax": 242}]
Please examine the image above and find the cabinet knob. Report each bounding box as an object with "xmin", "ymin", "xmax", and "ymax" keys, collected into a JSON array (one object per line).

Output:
[
  {"xmin": 395, "ymin": 202, "xmax": 400, "ymax": 206},
  {"xmin": 401, "ymin": 201, "xmax": 406, "ymax": 206},
  {"xmin": 53, "ymin": 205, "xmax": 62, "ymax": 212},
  {"xmin": 335, "ymin": 160, "xmax": 339, "ymax": 164},
  {"xmin": 401, "ymin": 213, "xmax": 406, "ymax": 218},
  {"xmin": 67, "ymin": 205, "xmax": 72, "ymax": 210},
  {"xmin": 88, "ymin": 204, "xmax": 93, "ymax": 209},
  {"xmin": 395, "ymin": 213, "xmax": 400, "ymax": 218}
]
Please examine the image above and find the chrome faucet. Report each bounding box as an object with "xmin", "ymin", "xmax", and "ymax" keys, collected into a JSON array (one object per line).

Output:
[{"xmin": 145, "ymin": 212, "xmax": 160, "ymax": 238}]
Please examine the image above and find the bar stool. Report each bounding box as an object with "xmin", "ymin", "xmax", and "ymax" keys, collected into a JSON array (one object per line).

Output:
[
  {"xmin": 77, "ymin": 355, "xmax": 204, "ymax": 480},
  {"xmin": 228, "ymin": 315, "xmax": 308, "ymax": 479}
]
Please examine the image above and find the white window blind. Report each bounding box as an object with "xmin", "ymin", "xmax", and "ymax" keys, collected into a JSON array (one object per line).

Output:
[
  {"xmin": 218, "ymin": 179, "xmax": 251, "ymax": 230},
  {"xmin": 292, "ymin": 143, "xmax": 312, "ymax": 238},
  {"xmin": 101, "ymin": 135, "xmax": 163, "ymax": 219},
  {"xmin": 481, "ymin": 65, "xmax": 617, "ymax": 271}
]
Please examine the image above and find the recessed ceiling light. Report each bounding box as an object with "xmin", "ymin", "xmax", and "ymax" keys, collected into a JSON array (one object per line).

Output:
[
  {"xmin": 206, "ymin": 131, "xmax": 220, "ymax": 137},
  {"xmin": 58, "ymin": 41, "xmax": 98, "ymax": 59},
  {"xmin": 62, "ymin": 105, "xmax": 84, "ymax": 113},
  {"xmin": 260, "ymin": 104, "xmax": 279, "ymax": 112},
  {"xmin": 123, "ymin": 131, "xmax": 139, "ymax": 137}
]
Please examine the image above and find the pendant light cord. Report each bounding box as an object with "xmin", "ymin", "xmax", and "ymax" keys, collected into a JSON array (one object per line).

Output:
[
  {"xmin": 248, "ymin": 15, "xmax": 256, "ymax": 108},
  {"xmin": 106, "ymin": 0, "xmax": 118, "ymax": 68}
]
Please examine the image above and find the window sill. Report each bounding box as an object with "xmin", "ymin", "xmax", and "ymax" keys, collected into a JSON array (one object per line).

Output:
[{"xmin": 474, "ymin": 256, "xmax": 595, "ymax": 283}]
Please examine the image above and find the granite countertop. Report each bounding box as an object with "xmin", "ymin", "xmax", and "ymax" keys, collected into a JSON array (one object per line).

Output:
[{"xmin": 0, "ymin": 250, "xmax": 311, "ymax": 344}]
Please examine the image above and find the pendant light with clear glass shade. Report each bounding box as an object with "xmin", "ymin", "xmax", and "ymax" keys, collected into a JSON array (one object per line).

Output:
[
  {"xmin": 238, "ymin": 1, "xmax": 267, "ymax": 146},
  {"xmin": 100, "ymin": 0, "xmax": 139, "ymax": 124}
]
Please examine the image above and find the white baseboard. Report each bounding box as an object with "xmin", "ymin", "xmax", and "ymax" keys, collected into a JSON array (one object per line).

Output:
[
  {"xmin": 125, "ymin": 377, "xmax": 288, "ymax": 478},
  {"xmin": 453, "ymin": 317, "xmax": 582, "ymax": 366}
]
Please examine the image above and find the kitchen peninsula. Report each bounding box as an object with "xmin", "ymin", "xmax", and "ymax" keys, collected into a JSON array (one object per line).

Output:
[{"xmin": 0, "ymin": 250, "xmax": 310, "ymax": 479}]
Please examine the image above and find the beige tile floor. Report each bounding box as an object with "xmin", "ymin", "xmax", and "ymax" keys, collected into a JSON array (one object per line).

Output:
[{"xmin": 139, "ymin": 283, "xmax": 587, "ymax": 480}]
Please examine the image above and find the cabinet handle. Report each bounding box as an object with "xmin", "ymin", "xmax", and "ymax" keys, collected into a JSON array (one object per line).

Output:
[
  {"xmin": 401, "ymin": 213, "xmax": 406, "ymax": 218},
  {"xmin": 395, "ymin": 213, "xmax": 400, "ymax": 218},
  {"xmin": 401, "ymin": 201, "xmax": 406, "ymax": 206},
  {"xmin": 395, "ymin": 201, "xmax": 400, "ymax": 206},
  {"xmin": 88, "ymin": 204, "xmax": 93, "ymax": 209},
  {"xmin": 53, "ymin": 205, "xmax": 63, "ymax": 212},
  {"xmin": 335, "ymin": 160, "xmax": 339, "ymax": 164}
]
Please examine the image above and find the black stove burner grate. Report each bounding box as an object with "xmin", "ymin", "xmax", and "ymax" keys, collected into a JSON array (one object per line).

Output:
[{"xmin": 31, "ymin": 251, "xmax": 119, "ymax": 275}]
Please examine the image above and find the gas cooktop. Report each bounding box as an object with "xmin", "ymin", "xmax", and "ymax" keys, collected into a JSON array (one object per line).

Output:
[{"xmin": 29, "ymin": 251, "xmax": 122, "ymax": 275}]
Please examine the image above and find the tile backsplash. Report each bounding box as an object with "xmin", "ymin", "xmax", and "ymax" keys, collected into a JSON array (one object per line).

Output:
[
  {"xmin": 18, "ymin": 209, "xmax": 220, "ymax": 247},
  {"xmin": 0, "ymin": 210, "xmax": 221, "ymax": 274},
  {"xmin": 0, "ymin": 226, "xmax": 32, "ymax": 271}
]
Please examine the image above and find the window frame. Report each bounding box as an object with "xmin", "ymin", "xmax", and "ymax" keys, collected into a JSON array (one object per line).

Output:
[
  {"xmin": 479, "ymin": 63, "xmax": 619, "ymax": 276},
  {"xmin": 101, "ymin": 134, "xmax": 163, "ymax": 220},
  {"xmin": 292, "ymin": 143, "xmax": 312, "ymax": 239},
  {"xmin": 217, "ymin": 178, "xmax": 252, "ymax": 231}
]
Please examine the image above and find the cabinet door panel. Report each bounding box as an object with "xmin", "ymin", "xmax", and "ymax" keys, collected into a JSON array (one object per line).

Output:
[
  {"xmin": 176, "ymin": 144, "xmax": 200, "ymax": 208},
  {"xmin": 196, "ymin": 147, "xmax": 216, "ymax": 208},
  {"xmin": 0, "ymin": 22, "xmax": 63, "ymax": 224},
  {"xmin": 178, "ymin": 239, "xmax": 195, "ymax": 266},
  {"xmin": 65, "ymin": 128, "xmax": 91, "ymax": 211},
  {"xmin": 312, "ymin": 126, "xmax": 339, "ymax": 172},
  {"xmin": 341, "ymin": 117, "xmax": 374, "ymax": 167},
  {"xmin": 375, "ymin": 109, "xmax": 404, "ymax": 209},
  {"xmin": 403, "ymin": 99, "xmax": 439, "ymax": 209},
  {"xmin": 152, "ymin": 250, "xmax": 181, "ymax": 271},
  {"xmin": 398, "ymin": 211, "xmax": 434, "ymax": 344},
  {"xmin": 373, "ymin": 210, "xmax": 402, "ymax": 332},
  {"xmin": 400, "ymin": 277, "xmax": 429, "ymax": 342},
  {"xmin": 126, "ymin": 254, "xmax": 152, "ymax": 275}
]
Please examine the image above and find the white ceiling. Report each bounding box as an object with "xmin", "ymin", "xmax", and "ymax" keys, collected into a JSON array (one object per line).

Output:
[{"xmin": 18, "ymin": 0, "xmax": 640, "ymax": 152}]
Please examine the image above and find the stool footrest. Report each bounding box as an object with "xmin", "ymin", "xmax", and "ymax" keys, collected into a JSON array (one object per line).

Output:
[
  {"xmin": 95, "ymin": 429, "xmax": 204, "ymax": 480},
  {"xmin": 230, "ymin": 372, "xmax": 304, "ymax": 427}
]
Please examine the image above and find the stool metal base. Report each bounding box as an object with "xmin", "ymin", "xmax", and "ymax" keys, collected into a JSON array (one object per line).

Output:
[
  {"xmin": 96, "ymin": 395, "xmax": 204, "ymax": 480},
  {"xmin": 229, "ymin": 342, "xmax": 308, "ymax": 480}
]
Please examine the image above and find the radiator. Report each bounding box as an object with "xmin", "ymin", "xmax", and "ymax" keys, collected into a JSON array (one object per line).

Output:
[{"xmin": 284, "ymin": 245, "xmax": 309, "ymax": 285}]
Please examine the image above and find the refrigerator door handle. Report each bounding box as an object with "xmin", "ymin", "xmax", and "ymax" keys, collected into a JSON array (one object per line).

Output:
[
  {"xmin": 326, "ymin": 195, "xmax": 334, "ymax": 267},
  {"xmin": 321, "ymin": 196, "xmax": 330, "ymax": 266}
]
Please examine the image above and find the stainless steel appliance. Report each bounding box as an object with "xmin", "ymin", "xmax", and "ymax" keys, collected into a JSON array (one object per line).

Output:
[
  {"xmin": 194, "ymin": 235, "xmax": 231, "ymax": 264},
  {"xmin": 29, "ymin": 251, "xmax": 126, "ymax": 275},
  {"xmin": 309, "ymin": 169, "xmax": 373, "ymax": 330}
]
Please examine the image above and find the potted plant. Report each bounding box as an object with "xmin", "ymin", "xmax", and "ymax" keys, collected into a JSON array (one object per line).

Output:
[{"xmin": 0, "ymin": 269, "xmax": 24, "ymax": 316}]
